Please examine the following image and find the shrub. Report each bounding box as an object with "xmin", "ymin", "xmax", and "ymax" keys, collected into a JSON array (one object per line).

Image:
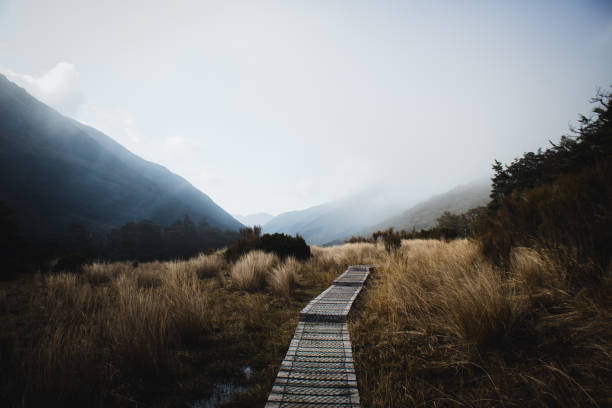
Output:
[
  {"xmin": 225, "ymin": 229, "xmax": 311, "ymax": 262},
  {"xmin": 372, "ymin": 228, "xmax": 402, "ymax": 252},
  {"xmin": 53, "ymin": 253, "xmax": 89, "ymax": 273},
  {"xmin": 259, "ymin": 233, "xmax": 311, "ymax": 260},
  {"xmin": 344, "ymin": 236, "xmax": 371, "ymax": 244},
  {"xmin": 476, "ymin": 89, "xmax": 612, "ymax": 284},
  {"xmin": 476, "ymin": 161, "xmax": 612, "ymax": 284}
]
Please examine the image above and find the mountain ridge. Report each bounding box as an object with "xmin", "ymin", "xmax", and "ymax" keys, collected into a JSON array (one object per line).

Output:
[
  {"xmin": 232, "ymin": 212, "xmax": 274, "ymax": 227},
  {"xmin": 362, "ymin": 178, "xmax": 491, "ymax": 235},
  {"xmin": 0, "ymin": 73, "xmax": 242, "ymax": 238},
  {"xmin": 263, "ymin": 188, "xmax": 411, "ymax": 245}
]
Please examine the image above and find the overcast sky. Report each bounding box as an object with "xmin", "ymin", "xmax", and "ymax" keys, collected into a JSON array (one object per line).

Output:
[{"xmin": 1, "ymin": 1, "xmax": 611, "ymax": 215}]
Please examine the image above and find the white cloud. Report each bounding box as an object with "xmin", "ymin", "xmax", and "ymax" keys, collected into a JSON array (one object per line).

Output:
[
  {"xmin": 164, "ymin": 135, "xmax": 200, "ymax": 153},
  {"xmin": 0, "ymin": 62, "xmax": 83, "ymax": 114},
  {"xmin": 165, "ymin": 135, "xmax": 188, "ymax": 151},
  {"xmin": 87, "ymin": 105, "xmax": 142, "ymax": 147}
]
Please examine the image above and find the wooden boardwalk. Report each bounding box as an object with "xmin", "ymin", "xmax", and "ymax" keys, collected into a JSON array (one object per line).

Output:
[{"xmin": 265, "ymin": 265, "xmax": 371, "ymax": 407}]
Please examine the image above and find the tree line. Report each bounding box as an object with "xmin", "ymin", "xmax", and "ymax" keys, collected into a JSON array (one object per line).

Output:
[{"xmin": 0, "ymin": 205, "xmax": 238, "ymax": 279}]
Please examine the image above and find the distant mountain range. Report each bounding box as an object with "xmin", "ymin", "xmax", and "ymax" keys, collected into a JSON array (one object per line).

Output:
[
  {"xmin": 0, "ymin": 73, "xmax": 243, "ymax": 238},
  {"xmin": 263, "ymin": 189, "xmax": 410, "ymax": 246},
  {"xmin": 264, "ymin": 179, "xmax": 491, "ymax": 245},
  {"xmin": 362, "ymin": 179, "xmax": 491, "ymax": 235},
  {"xmin": 232, "ymin": 213, "xmax": 274, "ymax": 227}
]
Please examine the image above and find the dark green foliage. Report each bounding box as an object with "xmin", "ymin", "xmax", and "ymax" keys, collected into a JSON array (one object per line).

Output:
[
  {"xmin": 259, "ymin": 233, "xmax": 311, "ymax": 260},
  {"xmin": 106, "ymin": 219, "xmax": 163, "ymax": 261},
  {"xmin": 53, "ymin": 253, "xmax": 89, "ymax": 273},
  {"xmin": 371, "ymin": 228, "xmax": 402, "ymax": 252},
  {"xmin": 225, "ymin": 226, "xmax": 311, "ymax": 262},
  {"xmin": 103, "ymin": 216, "xmax": 238, "ymax": 262},
  {"xmin": 0, "ymin": 201, "xmax": 27, "ymax": 279},
  {"xmin": 360, "ymin": 206, "xmax": 488, "ymax": 245},
  {"xmin": 433, "ymin": 207, "xmax": 487, "ymax": 239},
  {"xmin": 478, "ymin": 89, "xmax": 612, "ymax": 282},
  {"xmin": 383, "ymin": 232, "xmax": 401, "ymax": 252},
  {"xmin": 224, "ymin": 227, "xmax": 263, "ymax": 262},
  {"xmin": 345, "ymin": 236, "xmax": 370, "ymax": 244},
  {"xmin": 0, "ymin": 200, "xmax": 239, "ymax": 277},
  {"xmin": 490, "ymin": 89, "xmax": 612, "ymax": 207},
  {"xmin": 478, "ymin": 161, "xmax": 612, "ymax": 281}
]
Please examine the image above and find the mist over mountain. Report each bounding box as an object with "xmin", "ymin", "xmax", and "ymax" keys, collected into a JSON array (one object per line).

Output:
[
  {"xmin": 263, "ymin": 188, "xmax": 412, "ymax": 245},
  {"xmin": 232, "ymin": 213, "xmax": 274, "ymax": 227},
  {"xmin": 263, "ymin": 179, "xmax": 490, "ymax": 245},
  {"xmin": 0, "ymin": 74, "xmax": 242, "ymax": 238},
  {"xmin": 363, "ymin": 178, "xmax": 491, "ymax": 234}
]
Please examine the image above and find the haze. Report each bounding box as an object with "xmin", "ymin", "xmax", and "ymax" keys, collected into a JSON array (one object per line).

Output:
[{"xmin": 1, "ymin": 0, "xmax": 610, "ymax": 216}]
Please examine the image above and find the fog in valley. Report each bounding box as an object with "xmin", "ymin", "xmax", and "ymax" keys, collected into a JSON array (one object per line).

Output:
[{"xmin": 1, "ymin": 0, "xmax": 610, "ymax": 219}]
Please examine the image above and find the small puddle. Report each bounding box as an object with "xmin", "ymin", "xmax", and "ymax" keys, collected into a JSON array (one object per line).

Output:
[
  {"xmin": 243, "ymin": 365, "xmax": 253, "ymax": 381},
  {"xmin": 190, "ymin": 366, "xmax": 253, "ymax": 408},
  {"xmin": 191, "ymin": 383, "xmax": 247, "ymax": 408}
]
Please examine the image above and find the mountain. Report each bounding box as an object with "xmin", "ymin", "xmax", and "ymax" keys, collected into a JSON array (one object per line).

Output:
[
  {"xmin": 363, "ymin": 179, "xmax": 491, "ymax": 234},
  {"xmin": 232, "ymin": 213, "xmax": 274, "ymax": 227},
  {"xmin": 0, "ymin": 74, "xmax": 242, "ymax": 238},
  {"xmin": 263, "ymin": 189, "xmax": 410, "ymax": 246}
]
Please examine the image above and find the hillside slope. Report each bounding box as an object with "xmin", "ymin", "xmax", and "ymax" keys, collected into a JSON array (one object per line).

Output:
[
  {"xmin": 232, "ymin": 213, "xmax": 274, "ymax": 227},
  {"xmin": 0, "ymin": 74, "xmax": 242, "ymax": 238},
  {"xmin": 364, "ymin": 179, "xmax": 490, "ymax": 234},
  {"xmin": 263, "ymin": 189, "xmax": 409, "ymax": 245}
]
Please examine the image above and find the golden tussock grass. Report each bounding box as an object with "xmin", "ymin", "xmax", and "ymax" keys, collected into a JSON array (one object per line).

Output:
[
  {"xmin": 189, "ymin": 251, "xmax": 226, "ymax": 279},
  {"xmin": 311, "ymin": 242, "xmax": 384, "ymax": 266},
  {"xmin": 268, "ymin": 257, "xmax": 300, "ymax": 297},
  {"xmin": 0, "ymin": 247, "xmax": 348, "ymax": 407},
  {"xmin": 351, "ymin": 239, "xmax": 612, "ymax": 407},
  {"xmin": 231, "ymin": 250, "xmax": 279, "ymax": 291},
  {"xmin": 5, "ymin": 239, "xmax": 604, "ymax": 407},
  {"xmin": 304, "ymin": 242, "xmax": 385, "ymax": 286},
  {"xmin": 2, "ymin": 256, "xmax": 222, "ymax": 406}
]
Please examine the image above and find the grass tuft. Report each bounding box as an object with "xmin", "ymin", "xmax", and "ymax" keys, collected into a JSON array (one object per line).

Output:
[
  {"xmin": 231, "ymin": 250, "xmax": 278, "ymax": 291},
  {"xmin": 351, "ymin": 239, "xmax": 612, "ymax": 407},
  {"xmin": 268, "ymin": 257, "xmax": 300, "ymax": 297}
]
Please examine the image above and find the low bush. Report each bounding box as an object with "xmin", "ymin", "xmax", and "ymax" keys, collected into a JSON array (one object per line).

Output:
[
  {"xmin": 475, "ymin": 89, "xmax": 612, "ymax": 285},
  {"xmin": 476, "ymin": 161, "xmax": 612, "ymax": 284},
  {"xmin": 259, "ymin": 233, "xmax": 311, "ymax": 260},
  {"xmin": 53, "ymin": 253, "xmax": 89, "ymax": 273},
  {"xmin": 225, "ymin": 228, "xmax": 311, "ymax": 262}
]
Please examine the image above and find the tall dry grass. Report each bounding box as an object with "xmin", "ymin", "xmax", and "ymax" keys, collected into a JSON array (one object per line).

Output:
[
  {"xmin": 189, "ymin": 251, "xmax": 226, "ymax": 278},
  {"xmin": 268, "ymin": 257, "xmax": 300, "ymax": 297},
  {"xmin": 304, "ymin": 242, "xmax": 385, "ymax": 286},
  {"xmin": 368, "ymin": 239, "xmax": 524, "ymax": 346},
  {"xmin": 3, "ymin": 244, "xmax": 379, "ymax": 407},
  {"xmin": 5, "ymin": 254, "xmax": 226, "ymax": 406},
  {"xmin": 351, "ymin": 239, "xmax": 612, "ymax": 407},
  {"xmin": 231, "ymin": 250, "xmax": 279, "ymax": 291},
  {"xmin": 311, "ymin": 242, "xmax": 383, "ymax": 266}
]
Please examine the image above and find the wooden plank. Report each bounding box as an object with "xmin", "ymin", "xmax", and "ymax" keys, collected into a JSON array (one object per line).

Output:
[{"xmin": 265, "ymin": 265, "xmax": 371, "ymax": 407}]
